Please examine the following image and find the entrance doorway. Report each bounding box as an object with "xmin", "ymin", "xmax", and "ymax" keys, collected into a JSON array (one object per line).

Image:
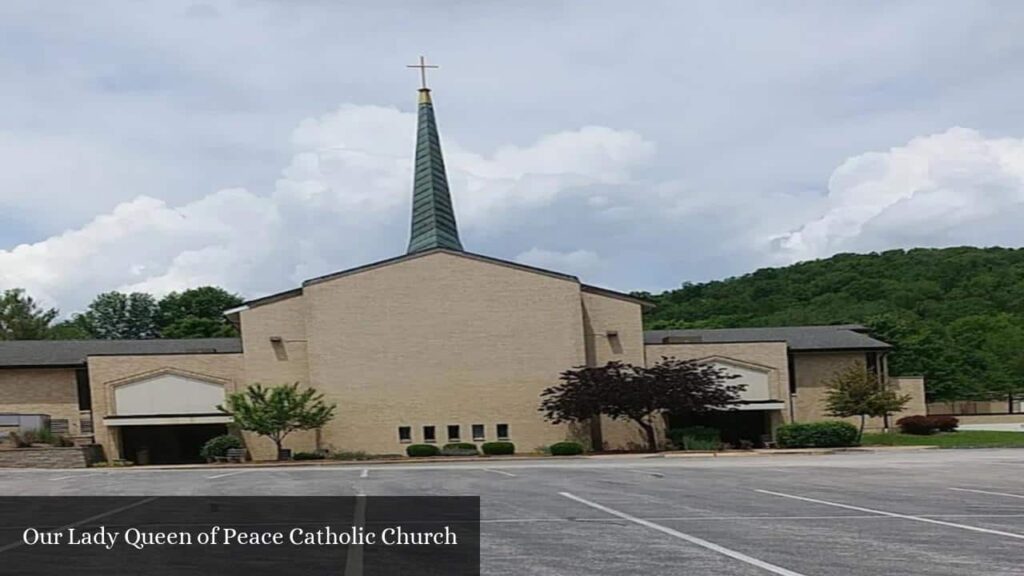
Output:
[
  {"xmin": 119, "ymin": 424, "xmax": 227, "ymax": 465},
  {"xmin": 667, "ymin": 410, "xmax": 773, "ymax": 448}
]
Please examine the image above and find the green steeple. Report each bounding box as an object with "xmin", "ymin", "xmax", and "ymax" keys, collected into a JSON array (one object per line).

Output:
[{"xmin": 407, "ymin": 88, "xmax": 464, "ymax": 254}]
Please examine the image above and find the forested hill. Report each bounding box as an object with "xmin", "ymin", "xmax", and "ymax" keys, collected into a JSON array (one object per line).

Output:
[{"xmin": 638, "ymin": 247, "xmax": 1024, "ymax": 402}]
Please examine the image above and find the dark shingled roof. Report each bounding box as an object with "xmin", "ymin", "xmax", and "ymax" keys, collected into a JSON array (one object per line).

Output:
[
  {"xmin": 644, "ymin": 325, "xmax": 890, "ymax": 352},
  {"xmin": 0, "ymin": 338, "xmax": 242, "ymax": 368}
]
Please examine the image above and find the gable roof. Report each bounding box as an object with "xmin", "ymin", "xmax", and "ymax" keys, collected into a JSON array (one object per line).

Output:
[
  {"xmin": 237, "ymin": 248, "xmax": 654, "ymax": 310},
  {"xmin": 644, "ymin": 324, "xmax": 890, "ymax": 352},
  {"xmin": 0, "ymin": 338, "xmax": 242, "ymax": 368}
]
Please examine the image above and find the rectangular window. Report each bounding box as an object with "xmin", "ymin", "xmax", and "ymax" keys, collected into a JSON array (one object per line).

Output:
[
  {"xmin": 447, "ymin": 424, "xmax": 460, "ymax": 441},
  {"xmin": 75, "ymin": 368, "xmax": 92, "ymax": 411},
  {"xmin": 423, "ymin": 426, "xmax": 436, "ymax": 443},
  {"xmin": 496, "ymin": 423, "xmax": 509, "ymax": 440},
  {"xmin": 472, "ymin": 424, "xmax": 485, "ymax": 441},
  {"xmin": 398, "ymin": 426, "xmax": 412, "ymax": 443}
]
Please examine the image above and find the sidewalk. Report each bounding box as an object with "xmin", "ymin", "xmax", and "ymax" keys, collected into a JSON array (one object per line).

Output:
[{"xmin": 101, "ymin": 445, "xmax": 938, "ymax": 471}]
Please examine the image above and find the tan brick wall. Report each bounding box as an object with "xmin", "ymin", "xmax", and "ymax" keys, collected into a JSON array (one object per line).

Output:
[
  {"xmin": 239, "ymin": 294, "xmax": 310, "ymax": 387},
  {"xmin": 0, "ymin": 368, "xmax": 82, "ymax": 436},
  {"xmin": 643, "ymin": 342, "xmax": 792, "ymax": 442},
  {"xmin": 928, "ymin": 399, "xmax": 1012, "ymax": 415},
  {"xmin": 238, "ymin": 294, "xmax": 318, "ymax": 459},
  {"xmin": 891, "ymin": 376, "xmax": 927, "ymax": 418},
  {"xmin": 303, "ymin": 251, "xmax": 586, "ymax": 455},
  {"xmin": 954, "ymin": 414, "xmax": 1024, "ymax": 426},
  {"xmin": 793, "ymin": 352, "xmax": 864, "ymax": 424},
  {"xmin": 581, "ymin": 292, "xmax": 647, "ymax": 450},
  {"xmin": 792, "ymin": 352, "xmax": 922, "ymax": 430},
  {"xmin": 87, "ymin": 354, "xmax": 242, "ymax": 461}
]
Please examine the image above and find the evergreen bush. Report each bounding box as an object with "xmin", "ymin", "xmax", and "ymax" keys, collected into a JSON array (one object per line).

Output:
[
  {"xmin": 775, "ymin": 421, "xmax": 860, "ymax": 448},
  {"xmin": 406, "ymin": 444, "xmax": 441, "ymax": 457},
  {"xmin": 549, "ymin": 441, "xmax": 585, "ymax": 456},
  {"xmin": 481, "ymin": 442, "xmax": 515, "ymax": 455}
]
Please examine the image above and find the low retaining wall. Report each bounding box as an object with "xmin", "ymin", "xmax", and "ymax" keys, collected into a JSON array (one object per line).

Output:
[
  {"xmin": 954, "ymin": 414, "xmax": 1024, "ymax": 432},
  {"xmin": 0, "ymin": 447, "xmax": 90, "ymax": 468}
]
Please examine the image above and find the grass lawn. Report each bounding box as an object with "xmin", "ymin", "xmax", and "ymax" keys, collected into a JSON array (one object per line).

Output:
[{"xmin": 862, "ymin": 430, "xmax": 1024, "ymax": 448}]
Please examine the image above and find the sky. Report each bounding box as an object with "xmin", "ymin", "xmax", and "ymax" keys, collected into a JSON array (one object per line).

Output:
[{"xmin": 2, "ymin": 1, "xmax": 1024, "ymax": 313}]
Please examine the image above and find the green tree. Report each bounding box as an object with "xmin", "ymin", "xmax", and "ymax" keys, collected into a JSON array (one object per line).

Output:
[
  {"xmin": 824, "ymin": 364, "xmax": 911, "ymax": 439},
  {"xmin": 48, "ymin": 317, "xmax": 94, "ymax": 340},
  {"xmin": 218, "ymin": 383, "xmax": 336, "ymax": 460},
  {"xmin": 77, "ymin": 292, "xmax": 160, "ymax": 339},
  {"xmin": 948, "ymin": 314, "xmax": 1024, "ymax": 411},
  {"xmin": 540, "ymin": 358, "xmax": 743, "ymax": 451},
  {"xmin": 0, "ymin": 289, "xmax": 58, "ymax": 340},
  {"xmin": 640, "ymin": 247, "xmax": 1024, "ymax": 404},
  {"xmin": 158, "ymin": 287, "xmax": 242, "ymax": 338}
]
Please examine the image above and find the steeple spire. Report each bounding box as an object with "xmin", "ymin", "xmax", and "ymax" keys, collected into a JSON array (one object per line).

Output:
[{"xmin": 406, "ymin": 56, "xmax": 463, "ymax": 254}]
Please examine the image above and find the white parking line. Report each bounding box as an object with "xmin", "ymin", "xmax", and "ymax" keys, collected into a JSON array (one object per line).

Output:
[
  {"xmin": 344, "ymin": 492, "xmax": 366, "ymax": 576},
  {"xmin": 481, "ymin": 468, "xmax": 516, "ymax": 477},
  {"xmin": 360, "ymin": 468, "xmax": 369, "ymax": 478},
  {"xmin": 560, "ymin": 492, "xmax": 807, "ymax": 576},
  {"xmin": 0, "ymin": 497, "xmax": 158, "ymax": 553},
  {"xmin": 950, "ymin": 487, "xmax": 1024, "ymax": 500},
  {"xmin": 755, "ymin": 489, "xmax": 1024, "ymax": 540},
  {"xmin": 206, "ymin": 470, "xmax": 252, "ymax": 479}
]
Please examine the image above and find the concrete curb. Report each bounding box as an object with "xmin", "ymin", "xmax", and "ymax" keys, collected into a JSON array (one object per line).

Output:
[{"xmin": 82, "ymin": 445, "xmax": 943, "ymax": 471}]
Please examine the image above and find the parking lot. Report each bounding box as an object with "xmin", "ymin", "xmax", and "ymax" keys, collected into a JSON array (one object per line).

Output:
[{"xmin": 3, "ymin": 448, "xmax": 1024, "ymax": 575}]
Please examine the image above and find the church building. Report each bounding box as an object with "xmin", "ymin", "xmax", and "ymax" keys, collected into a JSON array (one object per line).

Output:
[{"xmin": 0, "ymin": 82, "xmax": 926, "ymax": 464}]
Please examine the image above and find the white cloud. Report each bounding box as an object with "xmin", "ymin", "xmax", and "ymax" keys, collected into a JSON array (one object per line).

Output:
[
  {"xmin": 772, "ymin": 127, "xmax": 1024, "ymax": 262},
  {"xmin": 0, "ymin": 104, "xmax": 652, "ymax": 312},
  {"xmin": 514, "ymin": 248, "xmax": 604, "ymax": 277}
]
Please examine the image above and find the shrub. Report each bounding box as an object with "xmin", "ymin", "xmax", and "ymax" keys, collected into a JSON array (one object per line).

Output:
[
  {"xmin": 34, "ymin": 428, "xmax": 56, "ymax": 445},
  {"xmin": 50, "ymin": 435, "xmax": 75, "ymax": 447},
  {"xmin": 200, "ymin": 435, "xmax": 244, "ymax": 460},
  {"xmin": 896, "ymin": 415, "xmax": 959, "ymax": 435},
  {"xmin": 332, "ymin": 450, "xmax": 370, "ymax": 461},
  {"xmin": 8, "ymin": 431, "xmax": 30, "ymax": 448},
  {"xmin": 667, "ymin": 426, "xmax": 721, "ymax": 450},
  {"xmin": 776, "ymin": 421, "xmax": 860, "ymax": 448},
  {"xmin": 549, "ymin": 441, "xmax": 585, "ymax": 456},
  {"xmin": 896, "ymin": 415, "xmax": 936, "ymax": 435},
  {"xmin": 406, "ymin": 444, "xmax": 440, "ymax": 457},
  {"xmin": 292, "ymin": 451, "xmax": 325, "ymax": 460},
  {"xmin": 930, "ymin": 415, "xmax": 959, "ymax": 433},
  {"xmin": 481, "ymin": 442, "xmax": 515, "ymax": 456},
  {"xmin": 441, "ymin": 442, "xmax": 479, "ymax": 456}
]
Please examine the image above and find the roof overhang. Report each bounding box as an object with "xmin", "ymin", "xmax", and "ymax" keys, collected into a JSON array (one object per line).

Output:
[
  {"xmin": 103, "ymin": 414, "xmax": 232, "ymax": 427},
  {"xmin": 719, "ymin": 401, "xmax": 786, "ymax": 411}
]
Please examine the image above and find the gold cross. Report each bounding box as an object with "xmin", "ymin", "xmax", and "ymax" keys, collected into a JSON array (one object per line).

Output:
[{"xmin": 406, "ymin": 55, "xmax": 439, "ymax": 90}]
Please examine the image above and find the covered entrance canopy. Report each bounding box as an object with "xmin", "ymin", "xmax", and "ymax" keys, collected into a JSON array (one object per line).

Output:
[
  {"xmin": 669, "ymin": 357, "xmax": 785, "ymax": 447},
  {"xmin": 103, "ymin": 369, "xmax": 234, "ymax": 464}
]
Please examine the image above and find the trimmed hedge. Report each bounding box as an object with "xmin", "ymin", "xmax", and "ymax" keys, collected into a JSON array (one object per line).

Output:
[
  {"xmin": 776, "ymin": 421, "xmax": 860, "ymax": 448},
  {"xmin": 481, "ymin": 442, "xmax": 515, "ymax": 455},
  {"xmin": 549, "ymin": 441, "xmax": 585, "ymax": 456},
  {"xmin": 406, "ymin": 444, "xmax": 441, "ymax": 457},
  {"xmin": 293, "ymin": 451, "xmax": 326, "ymax": 460},
  {"xmin": 441, "ymin": 442, "xmax": 479, "ymax": 456},
  {"xmin": 200, "ymin": 435, "xmax": 243, "ymax": 460},
  {"xmin": 896, "ymin": 415, "xmax": 959, "ymax": 435},
  {"xmin": 667, "ymin": 426, "xmax": 721, "ymax": 451},
  {"xmin": 932, "ymin": 415, "xmax": 960, "ymax": 432}
]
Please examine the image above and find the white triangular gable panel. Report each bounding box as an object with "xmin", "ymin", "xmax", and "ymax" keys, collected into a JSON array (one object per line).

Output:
[
  {"xmin": 114, "ymin": 373, "xmax": 225, "ymax": 416},
  {"xmin": 708, "ymin": 361, "xmax": 772, "ymax": 402}
]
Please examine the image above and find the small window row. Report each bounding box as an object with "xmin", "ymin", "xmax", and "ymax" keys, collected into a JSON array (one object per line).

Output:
[{"xmin": 398, "ymin": 423, "xmax": 509, "ymax": 443}]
